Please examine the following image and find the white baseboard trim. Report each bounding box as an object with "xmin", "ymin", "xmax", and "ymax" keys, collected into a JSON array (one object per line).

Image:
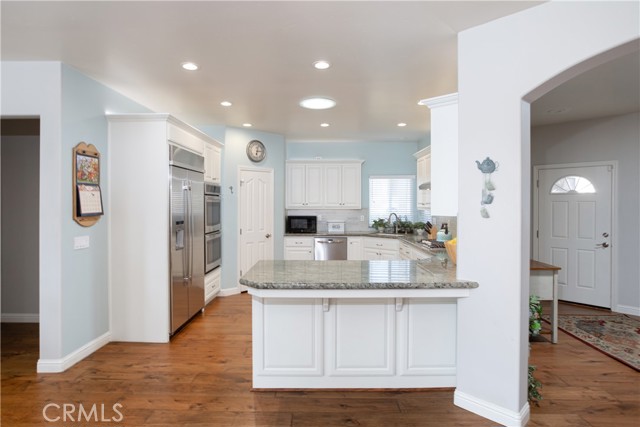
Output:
[
  {"xmin": 37, "ymin": 331, "xmax": 111, "ymax": 373},
  {"xmin": 1, "ymin": 312, "xmax": 39, "ymax": 323},
  {"xmin": 613, "ymin": 304, "xmax": 640, "ymax": 316},
  {"xmin": 219, "ymin": 286, "xmax": 241, "ymax": 297},
  {"xmin": 454, "ymin": 389, "xmax": 530, "ymax": 427}
]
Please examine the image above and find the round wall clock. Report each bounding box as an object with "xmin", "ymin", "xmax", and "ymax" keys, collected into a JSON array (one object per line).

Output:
[{"xmin": 246, "ymin": 139, "xmax": 266, "ymax": 162}]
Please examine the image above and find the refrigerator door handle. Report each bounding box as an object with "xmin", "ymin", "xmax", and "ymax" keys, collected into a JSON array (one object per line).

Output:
[
  {"xmin": 188, "ymin": 180, "xmax": 194, "ymax": 281},
  {"xmin": 182, "ymin": 180, "xmax": 190, "ymax": 283}
]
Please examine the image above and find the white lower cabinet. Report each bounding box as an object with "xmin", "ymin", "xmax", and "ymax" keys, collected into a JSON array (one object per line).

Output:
[
  {"xmin": 204, "ymin": 268, "xmax": 221, "ymax": 305},
  {"xmin": 251, "ymin": 294, "xmax": 458, "ymax": 388},
  {"xmin": 347, "ymin": 237, "xmax": 363, "ymax": 260},
  {"xmin": 399, "ymin": 242, "xmax": 413, "ymax": 260},
  {"xmin": 284, "ymin": 237, "xmax": 314, "ymax": 260},
  {"xmin": 363, "ymin": 237, "xmax": 400, "ymax": 260}
]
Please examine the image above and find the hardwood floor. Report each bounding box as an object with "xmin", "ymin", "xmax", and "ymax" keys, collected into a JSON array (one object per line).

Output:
[{"xmin": 2, "ymin": 294, "xmax": 638, "ymax": 426}]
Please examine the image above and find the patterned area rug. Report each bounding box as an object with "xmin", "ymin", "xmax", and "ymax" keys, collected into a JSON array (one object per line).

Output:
[{"xmin": 545, "ymin": 313, "xmax": 640, "ymax": 371}]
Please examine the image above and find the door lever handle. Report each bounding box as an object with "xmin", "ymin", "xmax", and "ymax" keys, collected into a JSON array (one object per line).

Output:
[
  {"xmin": 265, "ymin": 233, "xmax": 272, "ymax": 238},
  {"xmin": 596, "ymin": 242, "xmax": 609, "ymax": 248}
]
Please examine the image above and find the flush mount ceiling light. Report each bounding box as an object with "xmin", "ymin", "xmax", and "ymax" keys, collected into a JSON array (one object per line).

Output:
[
  {"xmin": 397, "ymin": 122, "xmax": 407, "ymax": 127},
  {"xmin": 313, "ymin": 60, "xmax": 331, "ymax": 70},
  {"xmin": 320, "ymin": 123, "xmax": 330, "ymax": 127},
  {"xmin": 181, "ymin": 62, "xmax": 199, "ymax": 71},
  {"xmin": 242, "ymin": 123, "xmax": 253, "ymax": 127},
  {"xmin": 220, "ymin": 101, "xmax": 232, "ymax": 107},
  {"xmin": 300, "ymin": 97, "xmax": 336, "ymax": 110}
]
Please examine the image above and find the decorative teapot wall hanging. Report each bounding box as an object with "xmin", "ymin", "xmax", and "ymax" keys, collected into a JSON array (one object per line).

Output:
[{"xmin": 476, "ymin": 157, "xmax": 499, "ymax": 218}]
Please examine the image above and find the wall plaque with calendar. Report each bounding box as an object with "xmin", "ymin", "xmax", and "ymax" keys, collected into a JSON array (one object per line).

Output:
[{"xmin": 73, "ymin": 142, "xmax": 103, "ymax": 227}]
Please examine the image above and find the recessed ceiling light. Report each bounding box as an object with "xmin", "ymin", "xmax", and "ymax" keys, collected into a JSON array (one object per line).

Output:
[
  {"xmin": 397, "ymin": 122, "xmax": 407, "ymax": 127},
  {"xmin": 300, "ymin": 97, "xmax": 336, "ymax": 110},
  {"xmin": 220, "ymin": 101, "xmax": 232, "ymax": 107},
  {"xmin": 242, "ymin": 123, "xmax": 252, "ymax": 127},
  {"xmin": 181, "ymin": 62, "xmax": 199, "ymax": 71},
  {"xmin": 313, "ymin": 60, "xmax": 331, "ymax": 70},
  {"xmin": 320, "ymin": 123, "xmax": 330, "ymax": 127}
]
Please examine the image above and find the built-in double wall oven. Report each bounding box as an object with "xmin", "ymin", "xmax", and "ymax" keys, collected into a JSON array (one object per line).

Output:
[{"xmin": 204, "ymin": 183, "xmax": 221, "ymax": 273}]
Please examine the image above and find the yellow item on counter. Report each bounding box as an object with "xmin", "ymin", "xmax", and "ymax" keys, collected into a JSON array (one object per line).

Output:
[{"xmin": 445, "ymin": 239, "xmax": 457, "ymax": 265}]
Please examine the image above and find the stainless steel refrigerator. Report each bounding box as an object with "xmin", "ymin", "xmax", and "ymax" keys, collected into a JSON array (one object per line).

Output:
[{"xmin": 169, "ymin": 145, "xmax": 205, "ymax": 335}]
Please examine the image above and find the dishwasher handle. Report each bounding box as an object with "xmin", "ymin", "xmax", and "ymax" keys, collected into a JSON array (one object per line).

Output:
[{"xmin": 315, "ymin": 239, "xmax": 346, "ymax": 244}]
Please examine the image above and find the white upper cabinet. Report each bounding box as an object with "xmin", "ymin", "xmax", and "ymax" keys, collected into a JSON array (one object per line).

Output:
[
  {"xmin": 324, "ymin": 163, "xmax": 362, "ymax": 208},
  {"xmin": 419, "ymin": 93, "xmax": 458, "ymax": 217},
  {"xmin": 286, "ymin": 160, "xmax": 363, "ymax": 209},
  {"xmin": 414, "ymin": 146, "xmax": 431, "ymax": 210},
  {"xmin": 204, "ymin": 142, "xmax": 222, "ymax": 183},
  {"xmin": 286, "ymin": 163, "xmax": 324, "ymax": 208}
]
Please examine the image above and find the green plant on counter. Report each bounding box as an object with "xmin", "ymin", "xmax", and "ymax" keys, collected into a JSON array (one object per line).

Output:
[
  {"xmin": 528, "ymin": 294, "xmax": 543, "ymax": 405},
  {"xmin": 371, "ymin": 218, "xmax": 387, "ymax": 229},
  {"xmin": 413, "ymin": 221, "xmax": 426, "ymax": 231}
]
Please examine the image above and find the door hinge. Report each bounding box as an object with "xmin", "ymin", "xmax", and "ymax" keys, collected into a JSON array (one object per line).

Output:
[
  {"xmin": 536, "ymin": 230, "xmax": 539, "ymax": 238},
  {"xmin": 536, "ymin": 179, "xmax": 539, "ymax": 188},
  {"xmin": 240, "ymin": 229, "xmax": 242, "ymax": 235},
  {"xmin": 240, "ymin": 270, "xmax": 243, "ymax": 277}
]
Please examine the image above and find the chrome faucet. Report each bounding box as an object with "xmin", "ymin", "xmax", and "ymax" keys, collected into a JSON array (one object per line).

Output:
[{"xmin": 387, "ymin": 213, "xmax": 399, "ymax": 234}]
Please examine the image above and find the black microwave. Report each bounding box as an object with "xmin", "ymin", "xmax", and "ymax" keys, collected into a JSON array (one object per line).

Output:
[{"xmin": 286, "ymin": 216, "xmax": 317, "ymax": 234}]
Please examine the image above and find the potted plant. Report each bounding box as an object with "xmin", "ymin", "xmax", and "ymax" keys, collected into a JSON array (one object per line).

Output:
[
  {"xmin": 528, "ymin": 295, "xmax": 543, "ymax": 405},
  {"xmin": 371, "ymin": 218, "xmax": 387, "ymax": 233},
  {"xmin": 413, "ymin": 221, "xmax": 426, "ymax": 235}
]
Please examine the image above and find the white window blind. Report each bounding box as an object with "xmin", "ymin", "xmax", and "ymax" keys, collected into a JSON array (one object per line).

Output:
[{"xmin": 369, "ymin": 176, "xmax": 417, "ymax": 224}]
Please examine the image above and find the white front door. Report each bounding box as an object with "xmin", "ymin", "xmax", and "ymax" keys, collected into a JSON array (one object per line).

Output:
[
  {"xmin": 536, "ymin": 164, "xmax": 613, "ymax": 308},
  {"xmin": 239, "ymin": 167, "xmax": 274, "ymax": 289}
]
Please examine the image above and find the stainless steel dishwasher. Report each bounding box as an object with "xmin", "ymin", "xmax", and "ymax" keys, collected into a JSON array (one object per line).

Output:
[{"xmin": 314, "ymin": 237, "xmax": 348, "ymax": 260}]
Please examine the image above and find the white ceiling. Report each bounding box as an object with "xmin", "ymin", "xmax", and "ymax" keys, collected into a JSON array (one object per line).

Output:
[{"xmin": 2, "ymin": 1, "xmax": 637, "ymax": 142}]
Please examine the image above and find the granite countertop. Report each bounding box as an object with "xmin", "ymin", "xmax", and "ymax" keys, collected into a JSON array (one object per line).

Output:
[{"xmin": 239, "ymin": 259, "xmax": 478, "ymax": 290}]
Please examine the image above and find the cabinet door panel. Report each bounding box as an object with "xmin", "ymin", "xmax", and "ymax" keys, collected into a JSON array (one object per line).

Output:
[
  {"xmin": 305, "ymin": 164, "xmax": 325, "ymax": 207},
  {"xmin": 341, "ymin": 164, "xmax": 361, "ymax": 208},
  {"xmin": 286, "ymin": 164, "xmax": 306, "ymax": 207},
  {"xmin": 327, "ymin": 298, "xmax": 395, "ymax": 376},
  {"xmin": 323, "ymin": 164, "xmax": 342, "ymax": 207}
]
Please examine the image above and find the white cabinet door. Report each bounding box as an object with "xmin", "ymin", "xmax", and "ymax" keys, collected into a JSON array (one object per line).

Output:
[
  {"xmin": 347, "ymin": 237, "xmax": 363, "ymax": 260},
  {"xmin": 305, "ymin": 164, "xmax": 324, "ymax": 207},
  {"xmin": 204, "ymin": 143, "xmax": 222, "ymax": 183},
  {"xmin": 326, "ymin": 298, "xmax": 396, "ymax": 376},
  {"xmin": 324, "ymin": 164, "xmax": 342, "ymax": 207},
  {"xmin": 341, "ymin": 163, "xmax": 362, "ymax": 208},
  {"xmin": 421, "ymin": 93, "xmax": 458, "ymax": 216},
  {"xmin": 286, "ymin": 164, "xmax": 307, "ymax": 208},
  {"xmin": 363, "ymin": 237, "xmax": 400, "ymax": 260},
  {"xmin": 286, "ymin": 161, "xmax": 361, "ymax": 209},
  {"xmin": 284, "ymin": 236, "xmax": 314, "ymax": 260},
  {"xmin": 286, "ymin": 163, "xmax": 324, "ymax": 208},
  {"xmin": 416, "ymin": 153, "xmax": 431, "ymax": 210},
  {"xmin": 205, "ymin": 268, "xmax": 221, "ymax": 304}
]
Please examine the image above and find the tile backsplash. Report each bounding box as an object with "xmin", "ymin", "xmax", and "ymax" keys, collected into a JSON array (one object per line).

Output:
[
  {"xmin": 286, "ymin": 209, "xmax": 371, "ymax": 233},
  {"xmin": 431, "ymin": 215, "xmax": 457, "ymax": 238}
]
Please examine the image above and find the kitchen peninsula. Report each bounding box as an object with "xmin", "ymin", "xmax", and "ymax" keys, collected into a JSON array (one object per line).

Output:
[{"xmin": 240, "ymin": 259, "xmax": 478, "ymax": 389}]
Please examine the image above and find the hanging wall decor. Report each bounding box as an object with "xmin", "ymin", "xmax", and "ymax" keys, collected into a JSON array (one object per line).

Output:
[
  {"xmin": 476, "ymin": 156, "xmax": 498, "ymax": 218},
  {"xmin": 73, "ymin": 142, "xmax": 103, "ymax": 227}
]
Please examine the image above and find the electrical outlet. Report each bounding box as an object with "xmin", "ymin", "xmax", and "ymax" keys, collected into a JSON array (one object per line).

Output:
[
  {"xmin": 360, "ymin": 215, "xmax": 365, "ymax": 221},
  {"xmin": 74, "ymin": 235, "xmax": 90, "ymax": 250}
]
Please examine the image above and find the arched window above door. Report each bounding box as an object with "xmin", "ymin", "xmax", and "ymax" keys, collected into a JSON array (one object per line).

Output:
[{"xmin": 550, "ymin": 175, "xmax": 596, "ymax": 194}]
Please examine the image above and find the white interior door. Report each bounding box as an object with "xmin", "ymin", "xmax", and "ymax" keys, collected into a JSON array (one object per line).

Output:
[
  {"xmin": 239, "ymin": 167, "xmax": 274, "ymax": 289},
  {"xmin": 536, "ymin": 164, "xmax": 613, "ymax": 307}
]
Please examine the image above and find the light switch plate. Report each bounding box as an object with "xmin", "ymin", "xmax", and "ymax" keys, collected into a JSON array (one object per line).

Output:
[{"xmin": 74, "ymin": 235, "xmax": 90, "ymax": 250}]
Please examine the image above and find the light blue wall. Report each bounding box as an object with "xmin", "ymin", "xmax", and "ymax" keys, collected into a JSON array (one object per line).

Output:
[
  {"xmin": 198, "ymin": 126, "xmax": 286, "ymax": 290},
  {"xmin": 417, "ymin": 134, "xmax": 431, "ymax": 151},
  {"xmin": 287, "ymin": 141, "xmax": 419, "ymax": 208},
  {"xmin": 61, "ymin": 65, "xmax": 150, "ymax": 354}
]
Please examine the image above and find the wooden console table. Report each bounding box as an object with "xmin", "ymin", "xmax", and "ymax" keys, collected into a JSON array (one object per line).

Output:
[{"xmin": 530, "ymin": 260, "xmax": 561, "ymax": 343}]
